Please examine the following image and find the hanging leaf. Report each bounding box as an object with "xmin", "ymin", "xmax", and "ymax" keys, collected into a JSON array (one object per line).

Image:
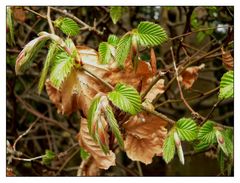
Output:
[
  {"xmin": 98, "ymin": 42, "xmax": 112, "ymax": 64},
  {"xmin": 104, "ymin": 106, "xmax": 124, "ymax": 149},
  {"xmin": 107, "ymin": 83, "xmax": 141, "ymax": 115},
  {"xmin": 194, "ymin": 140, "xmax": 211, "ymax": 152},
  {"xmin": 163, "ymin": 131, "xmax": 175, "ymax": 164},
  {"xmin": 215, "ymin": 130, "xmax": 228, "ymax": 156},
  {"xmin": 137, "ymin": 21, "xmax": 168, "ymax": 47},
  {"xmin": 115, "ymin": 34, "xmax": 132, "ymax": 67},
  {"xmin": 110, "ymin": 7, "xmax": 123, "ymax": 24},
  {"xmin": 15, "ymin": 35, "xmax": 49, "ymax": 75},
  {"xmin": 222, "ymin": 130, "xmax": 233, "ymax": 157},
  {"xmin": 6, "ymin": 7, "xmax": 15, "ymax": 46},
  {"xmin": 54, "ymin": 17, "xmax": 80, "ymax": 36},
  {"xmin": 174, "ymin": 131, "xmax": 184, "ymax": 165},
  {"xmin": 49, "ymin": 50, "xmax": 74, "ymax": 89},
  {"xmin": 218, "ymin": 148, "xmax": 225, "ymax": 175},
  {"xmin": 221, "ymin": 47, "xmax": 233, "ymax": 70},
  {"xmin": 198, "ymin": 121, "xmax": 216, "ymax": 144},
  {"xmin": 42, "ymin": 150, "xmax": 56, "ymax": 165},
  {"xmin": 107, "ymin": 34, "xmax": 120, "ymax": 46},
  {"xmin": 176, "ymin": 118, "xmax": 198, "ymax": 141},
  {"xmin": 219, "ymin": 71, "xmax": 234, "ymax": 100},
  {"xmin": 38, "ymin": 42, "xmax": 58, "ymax": 94}
]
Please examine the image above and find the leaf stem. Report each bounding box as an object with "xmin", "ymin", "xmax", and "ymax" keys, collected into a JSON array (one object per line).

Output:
[
  {"xmin": 47, "ymin": 6, "xmax": 55, "ymax": 34},
  {"xmin": 136, "ymin": 161, "xmax": 143, "ymax": 176}
]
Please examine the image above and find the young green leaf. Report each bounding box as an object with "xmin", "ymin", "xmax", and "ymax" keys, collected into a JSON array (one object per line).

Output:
[
  {"xmin": 98, "ymin": 42, "xmax": 112, "ymax": 64},
  {"xmin": 174, "ymin": 131, "xmax": 184, "ymax": 165},
  {"xmin": 218, "ymin": 148, "xmax": 225, "ymax": 175},
  {"xmin": 216, "ymin": 130, "xmax": 229, "ymax": 156},
  {"xmin": 198, "ymin": 120, "xmax": 217, "ymax": 144},
  {"xmin": 107, "ymin": 83, "xmax": 141, "ymax": 115},
  {"xmin": 15, "ymin": 35, "xmax": 49, "ymax": 75},
  {"xmin": 176, "ymin": 118, "xmax": 198, "ymax": 141},
  {"xmin": 110, "ymin": 7, "xmax": 123, "ymax": 24},
  {"xmin": 115, "ymin": 34, "xmax": 132, "ymax": 67},
  {"xmin": 137, "ymin": 21, "xmax": 168, "ymax": 47},
  {"xmin": 107, "ymin": 34, "xmax": 120, "ymax": 46},
  {"xmin": 104, "ymin": 106, "xmax": 124, "ymax": 149},
  {"xmin": 49, "ymin": 50, "xmax": 74, "ymax": 89},
  {"xmin": 42, "ymin": 150, "xmax": 56, "ymax": 165},
  {"xmin": 54, "ymin": 17, "xmax": 80, "ymax": 36},
  {"xmin": 7, "ymin": 7, "xmax": 15, "ymax": 46},
  {"xmin": 38, "ymin": 42, "xmax": 58, "ymax": 94},
  {"xmin": 80, "ymin": 148, "xmax": 90, "ymax": 160},
  {"xmin": 194, "ymin": 140, "xmax": 211, "ymax": 152},
  {"xmin": 219, "ymin": 71, "xmax": 233, "ymax": 100},
  {"xmin": 163, "ymin": 132, "xmax": 175, "ymax": 164},
  {"xmin": 222, "ymin": 130, "xmax": 233, "ymax": 157}
]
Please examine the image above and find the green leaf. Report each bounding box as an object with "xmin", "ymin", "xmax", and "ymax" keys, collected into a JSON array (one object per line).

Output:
[
  {"xmin": 49, "ymin": 50, "xmax": 74, "ymax": 89},
  {"xmin": 54, "ymin": 17, "xmax": 80, "ymax": 36},
  {"xmin": 137, "ymin": 21, "xmax": 168, "ymax": 47},
  {"xmin": 115, "ymin": 34, "xmax": 132, "ymax": 67},
  {"xmin": 163, "ymin": 132, "xmax": 175, "ymax": 164},
  {"xmin": 87, "ymin": 96, "xmax": 101, "ymax": 136},
  {"xmin": 107, "ymin": 34, "xmax": 120, "ymax": 46},
  {"xmin": 219, "ymin": 71, "xmax": 234, "ymax": 100},
  {"xmin": 104, "ymin": 106, "xmax": 124, "ymax": 149},
  {"xmin": 38, "ymin": 42, "xmax": 58, "ymax": 94},
  {"xmin": 216, "ymin": 130, "xmax": 228, "ymax": 156},
  {"xmin": 98, "ymin": 42, "xmax": 112, "ymax": 64},
  {"xmin": 15, "ymin": 35, "xmax": 49, "ymax": 75},
  {"xmin": 194, "ymin": 140, "xmax": 211, "ymax": 152},
  {"xmin": 218, "ymin": 148, "xmax": 225, "ymax": 174},
  {"xmin": 42, "ymin": 150, "xmax": 56, "ymax": 165},
  {"xmin": 222, "ymin": 130, "xmax": 233, "ymax": 157},
  {"xmin": 176, "ymin": 118, "xmax": 198, "ymax": 141},
  {"xmin": 7, "ymin": 7, "xmax": 15, "ymax": 46},
  {"xmin": 108, "ymin": 83, "xmax": 141, "ymax": 115},
  {"xmin": 173, "ymin": 131, "xmax": 184, "ymax": 165},
  {"xmin": 198, "ymin": 120, "xmax": 217, "ymax": 144},
  {"xmin": 80, "ymin": 148, "xmax": 90, "ymax": 160},
  {"xmin": 110, "ymin": 7, "xmax": 123, "ymax": 24}
]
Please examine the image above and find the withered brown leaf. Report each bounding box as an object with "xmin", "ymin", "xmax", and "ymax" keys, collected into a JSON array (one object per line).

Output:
[
  {"xmin": 221, "ymin": 47, "xmax": 233, "ymax": 70},
  {"xmin": 179, "ymin": 64, "xmax": 205, "ymax": 89}
]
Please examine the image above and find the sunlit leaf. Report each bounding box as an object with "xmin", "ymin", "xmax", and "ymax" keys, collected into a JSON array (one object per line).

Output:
[
  {"xmin": 38, "ymin": 42, "xmax": 57, "ymax": 94},
  {"xmin": 174, "ymin": 131, "xmax": 184, "ymax": 165},
  {"xmin": 215, "ymin": 130, "xmax": 229, "ymax": 156},
  {"xmin": 108, "ymin": 83, "xmax": 141, "ymax": 115},
  {"xmin": 163, "ymin": 131, "xmax": 175, "ymax": 164},
  {"xmin": 198, "ymin": 120, "xmax": 216, "ymax": 144},
  {"xmin": 219, "ymin": 71, "xmax": 233, "ymax": 100},
  {"xmin": 54, "ymin": 17, "xmax": 80, "ymax": 36},
  {"xmin": 98, "ymin": 42, "xmax": 112, "ymax": 64},
  {"xmin": 7, "ymin": 7, "xmax": 15, "ymax": 46},
  {"xmin": 194, "ymin": 140, "xmax": 210, "ymax": 152},
  {"xmin": 137, "ymin": 21, "xmax": 168, "ymax": 47},
  {"xmin": 115, "ymin": 34, "xmax": 132, "ymax": 67},
  {"xmin": 176, "ymin": 118, "xmax": 198, "ymax": 141},
  {"xmin": 107, "ymin": 34, "xmax": 120, "ymax": 46},
  {"xmin": 110, "ymin": 7, "xmax": 123, "ymax": 24}
]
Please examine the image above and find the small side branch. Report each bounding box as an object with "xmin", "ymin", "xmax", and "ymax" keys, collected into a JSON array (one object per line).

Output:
[{"xmin": 47, "ymin": 6, "xmax": 55, "ymax": 34}]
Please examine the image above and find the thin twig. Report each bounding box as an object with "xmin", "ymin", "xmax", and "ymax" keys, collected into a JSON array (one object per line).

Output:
[
  {"xmin": 24, "ymin": 7, "xmax": 47, "ymax": 19},
  {"xmin": 136, "ymin": 161, "xmax": 143, "ymax": 176},
  {"xmin": 116, "ymin": 161, "xmax": 138, "ymax": 176},
  {"xmin": 12, "ymin": 155, "xmax": 45, "ymax": 162},
  {"xmin": 171, "ymin": 47, "xmax": 204, "ymax": 120},
  {"xmin": 47, "ymin": 6, "xmax": 55, "ymax": 34}
]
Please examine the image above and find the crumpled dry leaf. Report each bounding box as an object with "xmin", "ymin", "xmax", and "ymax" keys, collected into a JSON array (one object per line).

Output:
[
  {"xmin": 150, "ymin": 48, "xmax": 157, "ymax": 75},
  {"xmin": 79, "ymin": 156, "xmax": 101, "ymax": 176},
  {"xmin": 78, "ymin": 118, "xmax": 116, "ymax": 170},
  {"xmin": 221, "ymin": 47, "xmax": 233, "ymax": 70},
  {"xmin": 179, "ymin": 64, "xmax": 205, "ymax": 89},
  {"xmin": 123, "ymin": 112, "xmax": 167, "ymax": 164}
]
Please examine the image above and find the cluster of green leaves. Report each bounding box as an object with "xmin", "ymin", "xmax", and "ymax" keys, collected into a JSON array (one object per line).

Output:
[
  {"xmin": 87, "ymin": 83, "xmax": 142, "ymax": 154},
  {"xmin": 98, "ymin": 21, "xmax": 168, "ymax": 67}
]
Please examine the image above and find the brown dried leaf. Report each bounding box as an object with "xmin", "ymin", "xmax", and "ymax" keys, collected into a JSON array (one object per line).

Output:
[
  {"xmin": 79, "ymin": 156, "xmax": 101, "ymax": 176},
  {"xmin": 123, "ymin": 112, "xmax": 167, "ymax": 164},
  {"xmin": 221, "ymin": 47, "xmax": 233, "ymax": 70},
  {"xmin": 78, "ymin": 118, "xmax": 116, "ymax": 170},
  {"xmin": 150, "ymin": 48, "xmax": 157, "ymax": 75},
  {"xmin": 13, "ymin": 7, "xmax": 26, "ymax": 22},
  {"xmin": 179, "ymin": 64, "xmax": 205, "ymax": 89}
]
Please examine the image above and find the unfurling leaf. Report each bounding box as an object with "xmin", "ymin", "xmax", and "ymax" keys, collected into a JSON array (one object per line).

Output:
[
  {"xmin": 7, "ymin": 7, "xmax": 15, "ymax": 46},
  {"xmin": 104, "ymin": 106, "xmax": 124, "ymax": 149},
  {"xmin": 110, "ymin": 7, "xmax": 123, "ymax": 24},
  {"xmin": 107, "ymin": 34, "xmax": 120, "ymax": 46},
  {"xmin": 215, "ymin": 130, "xmax": 228, "ymax": 156},
  {"xmin": 221, "ymin": 47, "xmax": 233, "ymax": 70},
  {"xmin": 15, "ymin": 35, "xmax": 49, "ymax": 75},
  {"xmin": 176, "ymin": 118, "xmax": 198, "ymax": 141},
  {"xmin": 174, "ymin": 131, "xmax": 184, "ymax": 165},
  {"xmin": 108, "ymin": 83, "xmax": 141, "ymax": 115},
  {"xmin": 137, "ymin": 21, "xmax": 168, "ymax": 47},
  {"xmin": 80, "ymin": 148, "xmax": 90, "ymax": 160},
  {"xmin": 163, "ymin": 131, "xmax": 175, "ymax": 164},
  {"xmin": 38, "ymin": 42, "xmax": 58, "ymax": 94},
  {"xmin": 42, "ymin": 150, "xmax": 56, "ymax": 165},
  {"xmin": 115, "ymin": 34, "xmax": 132, "ymax": 67},
  {"xmin": 54, "ymin": 17, "xmax": 80, "ymax": 36},
  {"xmin": 178, "ymin": 64, "xmax": 205, "ymax": 89},
  {"xmin": 78, "ymin": 118, "xmax": 115, "ymax": 170},
  {"xmin": 219, "ymin": 71, "xmax": 233, "ymax": 100},
  {"xmin": 123, "ymin": 112, "xmax": 167, "ymax": 164},
  {"xmin": 98, "ymin": 42, "xmax": 112, "ymax": 64},
  {"xmin": 198, "ymin": 120, "xmax": 216, "ymax": 144}
]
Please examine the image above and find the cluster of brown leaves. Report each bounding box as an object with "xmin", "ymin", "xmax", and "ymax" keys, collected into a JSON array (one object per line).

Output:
[{"xmin": 45, "ymin": 46, "xmax": 167, "ymax": 172}]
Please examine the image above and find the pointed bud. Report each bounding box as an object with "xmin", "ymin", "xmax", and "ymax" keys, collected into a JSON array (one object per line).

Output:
[{"xmin": 174, "ymin": 131, "xmax": 185, "ymax": 165}]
